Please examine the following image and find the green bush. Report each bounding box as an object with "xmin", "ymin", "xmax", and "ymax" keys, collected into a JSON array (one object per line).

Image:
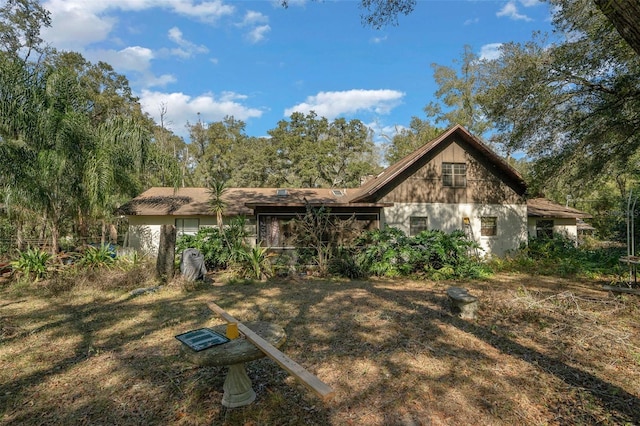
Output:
[
  {"xmin": 494, "ymin": 233, "xmax": 625, "ymax": 277},
  {"xmin": 78, "ymin": 244, "xmax": 116, "ymax": 269},
  {"xmin": 329, "ymin": 247, "xmax": 367, "ymax": 279},
  {"xmin": 10, "ymin": 248, "xmax": 52, "ymax": 281},
  {"xmin": 351, "ymin": 227, "xmax": 486, "ymax": 280},
  {"xmin": 233, "ymin": 245, "xmax": 273, "ymax": 280},
  {"xmin": 176, "ymin": 227, "xmax": 226, "ymax": 269}
]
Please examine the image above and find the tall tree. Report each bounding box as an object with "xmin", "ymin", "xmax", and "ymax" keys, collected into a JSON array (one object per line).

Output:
[
  {"xmin": 425, "ymin": 46, "xmax": 493, "ymax": 140},
  {"xmin": 267, "ymin": 112, "xmax": 380, "ymax": 188},
  {"xmin": 385, "ymin": 118, "xmax": 442, "ymax": 164},
  {"xmin": 480, "ymin": 0, "xmax": 640, "ymax": 197},
  {"xmin": 593, "ymin": 0, "xmax": 640, "ymax": 56},
  {"xmin": 0, "ymin": 0, "xmax": 50, "ymax": 61}
]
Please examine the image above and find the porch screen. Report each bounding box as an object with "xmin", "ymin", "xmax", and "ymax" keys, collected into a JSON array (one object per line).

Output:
[{"xmin": 259, "ymin": 216, "xmax": 295, "ymax": 247}]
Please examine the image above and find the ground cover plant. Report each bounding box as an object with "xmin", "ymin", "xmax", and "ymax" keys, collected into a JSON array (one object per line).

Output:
[{"xmin": 1, "ymin": 268, "xmax": 639, "ymax": 425}]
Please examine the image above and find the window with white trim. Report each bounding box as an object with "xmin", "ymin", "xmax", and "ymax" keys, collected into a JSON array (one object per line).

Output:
[
  {"xmin": 536, "ymin": 219, "xmax": 554, "ymax": 238},
  {"xmin": 175, "ymin": 218, "xmax": 200, "ymax": 236},
  {"xmin": 480, "ymin": 217, "xmax": 497, "ymax": 237},
  {"xmin": 442, "ymin": 162, "xmax": 467, "ymax": 187},
  {"xmin": 410, "ymin": 216, "xmax": 428, "ymax": 236}
]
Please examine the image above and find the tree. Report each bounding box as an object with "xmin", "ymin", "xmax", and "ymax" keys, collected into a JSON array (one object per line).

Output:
[
  {"xmin": 384, "ymin": 118, "xmax": 442, "ymax": 164},
  {"xmin": 593, "ymin": 0, "xmax": 640, "ymax": 56},
  {"xmin": 479, "ymin": 0, "xmax": 640, "ymax": 198},
  {"xmin": 0, "ymin": 0, "xmax": 50, "ymax": 61},
  {"xmin": 425, "ymin": 46, "xmax": 494, "ymax": 140},
  {"xmin": 267, "ymin": 112, "xmax": 380, "ymax": 188}
]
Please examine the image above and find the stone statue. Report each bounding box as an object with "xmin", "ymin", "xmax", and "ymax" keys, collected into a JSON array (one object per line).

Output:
[{"xmin": 180, "ymin": 248, "xmax": 207, "ymax": 281}]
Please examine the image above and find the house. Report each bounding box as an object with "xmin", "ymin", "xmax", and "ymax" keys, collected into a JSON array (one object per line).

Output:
[
  {"xmin": 526, "ymin": 197, "xmax": 593, "ymax": 243},
  {"xmin": 118, "ymin": 125, "xmax": 590, "ymax": 257}
]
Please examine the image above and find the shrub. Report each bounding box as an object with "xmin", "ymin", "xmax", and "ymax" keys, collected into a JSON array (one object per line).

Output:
[
  {"xmin": 78, "ymin": 244, "xmax": 116, "ymax": 269},
  {"xmin": 10, "ymin": 248, "xmax": 52, "ymax": 281},
  {"xmin": 329, "ymin": 248, "xmax": 367, "ymax": 279},
  {"xmin": 233, "ymin": 245, "xmax": 273, "ymax": 280},
  {"xmin": 493, "ymin": 233, "xmax": 626, "ymax": 277},
  {"xmin": 351, "ymin": 227, "xmax": 486, "ymax": 280}
]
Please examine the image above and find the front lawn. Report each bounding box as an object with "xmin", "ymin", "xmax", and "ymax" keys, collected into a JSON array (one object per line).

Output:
[{"xmin": 1, "ymin": 272, "xmax": 639, "ymax": 425}]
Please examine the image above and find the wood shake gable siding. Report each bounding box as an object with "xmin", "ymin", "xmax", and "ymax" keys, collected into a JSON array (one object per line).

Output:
[
  {"xmin": 378, "ymin": 139, "xmax": 525, "ymax": 205},
  {"xmin": 350, "ymin": 126, "xmax": 526, "ymax": 206}
]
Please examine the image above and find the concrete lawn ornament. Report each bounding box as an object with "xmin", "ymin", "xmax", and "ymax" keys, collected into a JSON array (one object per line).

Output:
[{"xmin": 180, "ymin": 248, "xmax": 207, "ymax": 281}]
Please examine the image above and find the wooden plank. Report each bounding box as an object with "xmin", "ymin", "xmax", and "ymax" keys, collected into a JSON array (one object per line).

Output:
[{"xmin": 208, "ymin": 302, "xmax": 335, "ymax": 401}]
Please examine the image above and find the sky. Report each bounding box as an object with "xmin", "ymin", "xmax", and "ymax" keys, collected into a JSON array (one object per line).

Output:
[{"xmin": 39, "ymin": 0, "xmax": 555, "ymax": 142}]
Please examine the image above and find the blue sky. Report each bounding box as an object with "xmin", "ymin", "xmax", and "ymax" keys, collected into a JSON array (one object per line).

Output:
[{"xmin": 40, "ymin": 0, "xmax": 554, "ymax": 141}]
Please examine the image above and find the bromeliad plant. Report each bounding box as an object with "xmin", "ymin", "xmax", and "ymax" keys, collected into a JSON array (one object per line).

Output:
[
  {"xmin": 10, "ymin": 248, "xmax": 52, "ymax": 281},
  {"xmin": 78, "ymin": 244, "xmax": 116, "ymax": 269}
]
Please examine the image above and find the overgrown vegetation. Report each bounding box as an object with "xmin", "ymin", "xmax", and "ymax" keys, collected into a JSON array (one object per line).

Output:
[
  {"xmin": 175, "ymin": 217, "xmax": 273, "ymax": 281},
  {"xmin": 491, "ymin": 234, "xmax": 626, "ymax": 280},
  {"xmin": 342, "ymin": 227, "xmax": 490, "ymax": 280}
]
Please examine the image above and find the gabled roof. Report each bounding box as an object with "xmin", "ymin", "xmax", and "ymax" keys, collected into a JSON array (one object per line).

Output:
[
  {"xmin": 348, "ymin": 125, "xmax": 527, "ymax": 203},
  {"xmin": 117, "ymin": 187, "xmax": 387, "ymax": 217},
  {"xmin": 527, "ymin": 198, "xmax": 593, "ymax": 219}
]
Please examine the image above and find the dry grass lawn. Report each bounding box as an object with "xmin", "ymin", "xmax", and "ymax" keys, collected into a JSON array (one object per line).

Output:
[{"xmin": 1, "ymin": 270, "xmax": 639, "ymax": 425}]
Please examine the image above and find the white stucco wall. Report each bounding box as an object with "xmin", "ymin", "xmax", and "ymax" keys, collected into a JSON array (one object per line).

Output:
[
  {"xmin": 527, "ymin": 218, "xmax": 577, "ymax": 241},
  {"xmin": 125, "ymin": 216, "xmax": 219, "ymax": 255},
  {"xmin": 381, "ymin": 203, "xmax": 528, "ymax": 257}
]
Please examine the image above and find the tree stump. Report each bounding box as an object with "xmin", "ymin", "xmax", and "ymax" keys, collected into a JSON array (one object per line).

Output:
[{"xmin": 447, "ymin": 287, "xmax": 478, "ymax": 320}]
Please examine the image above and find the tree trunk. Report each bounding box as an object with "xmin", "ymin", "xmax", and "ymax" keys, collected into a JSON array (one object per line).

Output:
[
  {"xmin": 594, "ymin": 0, "xmax": 640, "ymax": 56},
  {"xmin": 156, "ymin": 224, "xmax": 176, "ymax": 283},
  {"xmin": 109, "ymin": 224, "xmax": 118, "ymax": 244}
]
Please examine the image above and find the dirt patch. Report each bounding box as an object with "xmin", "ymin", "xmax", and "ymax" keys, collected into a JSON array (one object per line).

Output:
[{"xmin": 1, "ymin": 273, "xmax": 638, "ymax": 425}]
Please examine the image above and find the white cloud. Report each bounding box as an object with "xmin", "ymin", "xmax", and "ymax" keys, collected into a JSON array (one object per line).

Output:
[
  {"xmin": 41, "ymin": 3, "xmax": 116, "ymax": 51},
  {"xmin": 138, "ymin": 89, "xmax": 263, "ymax": 137},
  {"xmin": 285, "ymin": 89, "xmax": 405, "ymax": 120},
  {"xmin": 171, "ymin": 0, "xmax": 235, "ymax": 22},
  {"xmin": 247, "ymin": 25, "xmax": 271, "ymax": 43},
  {"xmin": 497, "ymin": 1, "xmax": 533, "ymax": 21},
  {"xmin": 464, "ymin": 18, "xmax": 479, "ymax": 26},
  {"xmin": 166, "ymin": 27, "xmax": 209, "ymax": 58},
  {"xmin": 92, "ymin": 46, "xmax": 154, "ymax": 72},
  {"xmin": 479, "ymin": 43, "xmax": 503, "ymax": 60},
  {"xmin": 519, "ymin": 0, "xmax": 541, "ymax": 7},
  {"xmin": 241, "ymin": 10, "xmax": 269, "ymax": 26},
  {"xmin": 41, "ymin": 0, "xmax": 234, "ymax": 51},
  {"xmin": 237, "ymin": 10, "xmax": 271, "ymax": 43},
  {"xmin": 85, "ymin": 46, "xmax": 176, "ymax": 88}
]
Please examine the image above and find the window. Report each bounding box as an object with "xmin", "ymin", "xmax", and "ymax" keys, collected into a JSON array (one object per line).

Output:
[
  {"xmin": 175, "ymin": 218, "xmax": 200, "ymax": 236},
  {"xmin": 442, "ymin": 162, "xmax": 467, "ymax": 187},
  {"xmin": 332, "ymin": 189, "xmax": 344, "ymax": 197},
  {"xmin": 410, "ymin": 216, "xmax": 428, "ymax": 236},
  {"xmin": 536, "ymin": 220, "xmax": 554, "ymax": 238},
  {"xmin": 276, "ymin": 189, "xmax": 288, "ymax": 196},
  {"xmin": 480, "ymin": 217, "xmax": 497, "ymax": 237}
]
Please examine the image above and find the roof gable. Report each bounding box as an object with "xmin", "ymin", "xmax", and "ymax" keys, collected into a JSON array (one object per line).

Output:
[{"xmin": 348, "ymin": 125, "xmax": 527, "ymax": 203}]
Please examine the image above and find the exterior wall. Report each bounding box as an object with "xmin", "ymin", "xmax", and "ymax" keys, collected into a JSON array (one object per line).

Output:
[
  {"xmin": 527, "ymin": 217, "xmax": 578, "ymax": 241},
  {"xmin": 125, "ymin": 215, "xmax": 219, "ymax": 254},
  {"xmin": 382, "ymin": 203, "xmax": 528, "ymax": 257},
  {"xmin": 377, "ymin": 138, "xmax": 527, "ymax": 257},
  {"xmin": 378, "ymin": 140, "xmax": 524, "ymax": 205}
]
